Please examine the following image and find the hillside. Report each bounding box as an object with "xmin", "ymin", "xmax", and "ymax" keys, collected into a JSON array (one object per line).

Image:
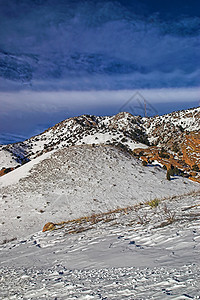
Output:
[
  {"xmin": 134, "ymin": 108, "xmax": 200, "ymax": 183},
  {"xmin": 0, "ymin": 144, "xmax": 199, "ymax": 244}
]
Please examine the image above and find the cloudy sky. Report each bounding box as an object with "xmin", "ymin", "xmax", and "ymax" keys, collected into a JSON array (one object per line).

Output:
[{"xmin": 0, "ymin": 0, "xmax": 200, "ymax": 143}]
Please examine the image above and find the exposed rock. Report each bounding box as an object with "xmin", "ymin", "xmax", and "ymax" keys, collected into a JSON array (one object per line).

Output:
[{"xmin": 42, "ymin": 222, "xmax": 55, "ymax": 232}]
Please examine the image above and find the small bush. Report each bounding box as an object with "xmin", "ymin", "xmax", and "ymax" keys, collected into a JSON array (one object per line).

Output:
[
  {"xmin": 159, "ymin": 148, "xmax": 170, "ymax": 159},
  {"xmin": 178, "ymin": 125, "xmax": 184, "ymax": 133},
  {"xmin": 147, "ymin": 199, "xmax": 160, "ymax": 208},
  {"xmin": 138, "ymin": 151, "xmax": 144, "ymax": 157},
  {"xmin": 192, "ymin": 164, "xmax": 199, "ymax": 172},
  {"xmin": 173, "ymin": 167, "xmax": 180, "ymax": 175},
  {"xmin": 166, "ymin": 170, "xmax": 171, "ymax": 181},
  {"xmin": 121, "ymin": 137, "xmax": 128, "ymax": 143},
  {"xmin": 163, "ymin": 204, "xmax": 176, "ymax": 223},
  {"xmin": 168, "ymin": 167, "xmax": 175, "ymax": 176},
  {"xmin": 172, "ymin": 143, "xmax": 180, "ymax": 153},
  {"xmin": 2, "ymin": 237, "xmax": 17, "ymax": 244},
  {"xmin": 142, "ymin": 160, "xmax": 147, "ymax": 166},
  {"xmin": 4, "ymin": 167, "xmax": 13, "ymax": 174}
]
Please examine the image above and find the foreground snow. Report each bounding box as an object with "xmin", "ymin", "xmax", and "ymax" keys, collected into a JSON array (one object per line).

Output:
[
  {"xmin": 1, "ymin": 264, "xmax": 200, "ymax": 299},
  {"xmin": 0, "ymin": 190, "xmax": 200, "ymax": 299}
]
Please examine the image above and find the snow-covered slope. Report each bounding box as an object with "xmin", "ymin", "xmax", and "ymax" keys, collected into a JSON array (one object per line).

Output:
[
  {"xmin": 0, "ymin": 144, "xmax": 199, "ymax": 244},
  {"xmin": 0, "ymin": 188, "xmax": 200, "ymax": 299},
  {"xmin": 0, "ymin": 149, "xmax": 19, "ymax": 169},
  {"xmin": 143, "ymin": 106, "xmax": 200, "ymax": 146}
]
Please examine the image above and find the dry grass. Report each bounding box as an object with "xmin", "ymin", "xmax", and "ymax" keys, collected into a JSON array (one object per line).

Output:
[{"xmin": 42, "ymin": 189, "xmax": 200, "ymax": 234}]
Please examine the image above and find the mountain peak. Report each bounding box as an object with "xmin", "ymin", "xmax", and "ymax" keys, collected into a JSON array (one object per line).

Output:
[{"xmin": 0, "ymin": 106, "xmax": 200, "ymax": 181}]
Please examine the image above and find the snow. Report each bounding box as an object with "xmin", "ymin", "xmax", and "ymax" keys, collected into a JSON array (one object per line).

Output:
[
  {"xmin": 77, "ymin": 132, "xmax": 148, "ymax": 151},
  {"xmin": 1, "ymin": 107, "xmax": 199, "ymax": 170},
  {"xmin": 1, "ymin": 264, "xmax": 200, "ymax": 299},
  {"xmin": 0, "ymin": 189, "xmax": 200, "ymax": 299},
  {"xmin": 151, "ymin": 160, "xmax": 164, "ymax": 167},
  {"xmin": 126, "ymin": 140, "xmax": 148, "ymax": 151},
  {"xmin": 0, "ymin": 145, "xmax": 199, "ymax": 244},
  {"xmin": 0, "ymin": 149, "xmax": 19, "ymax": 169},
  {"xmin": 0, "ymin": 150, "xmax": 55, "ymax": 188},
  {"xmin": 143, "ymin": 106, "xmax": 200, "ymax": 134}
]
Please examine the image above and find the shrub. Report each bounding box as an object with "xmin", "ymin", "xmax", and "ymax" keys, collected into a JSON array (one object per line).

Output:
[
  {"xmin": 2, "ymin": 237, "xmax": 17, "ymax": 244},
  {"xmin": 147, "ymin": 199, "xmax": 160, "ymax": 208},
  {"xmin": 168, "ymin": 167, "xmax": 175, "ymax": 176},
  {"xmin": 192, "ymin": 164, "xmax": 199, "ymax": 172},
  {"xmin": 142, "ymin": 160, "xmax": 147, "ymax": 166},
  {"xmin": 178, "ymin": 125, "xmax": 184, "ymax": 132},
  {"xmin": 173, "ymin": 167, "xmax": 180, "ymax": 175},
  {"xmin": 121, "ymin": 137, "xmax": 128, "ymax": 143},
  {"xmin": 159, "ymin": 148, "xmax": 170, "ymax": 159},
  {"xmin": 172, "ymin": 143, "xmax": 180, "ymax": 153},
  {"xmin": 138, "ymin": 151, "xmax": 144, "ymax": 157},
  {"xmin": 4, "ymin": 167, "xmax": 12, "ymax": 174},
  {"xmin": 163, "ymin": 204, "xmax": 176, "ymax": 223},
  {"xmin": 166, "ymin": 170, "xmax": 171, "ymax": 181}
]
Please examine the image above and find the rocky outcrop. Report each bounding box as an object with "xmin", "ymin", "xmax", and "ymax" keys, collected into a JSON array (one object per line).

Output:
[
  {"xmin": 181, "ymin": 132, "xmax": 200, "ymax": 168},
  {"xmin": 42, "ymin": 222, "xmax": 55, "ymax": 232},
  {"xmin": 133, "ymin": 130, "xmax": 200, "ymax": 183}
]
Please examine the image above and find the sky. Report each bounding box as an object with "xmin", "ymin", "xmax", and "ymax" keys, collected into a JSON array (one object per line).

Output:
[{"xmin": 0, "ymin": 0, "xmax": 200, "ymax": 143}]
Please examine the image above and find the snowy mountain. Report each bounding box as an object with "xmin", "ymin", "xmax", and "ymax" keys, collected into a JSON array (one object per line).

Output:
[
  {"xmin": 1, "ymin": 0, "xmax": 200, "ymax": 296},
  {"xmin": 0, "ymin": 111, "xmax": 148, "ymax": 170},
  {"xmin": 1, "ymin": 106, "xmax": 200, "ymax": 180},
  {"xmin": 143, "ymin": 106, "xmax": 200, "ymax": 146}
]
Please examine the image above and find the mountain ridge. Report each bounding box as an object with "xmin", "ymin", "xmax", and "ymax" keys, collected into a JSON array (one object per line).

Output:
[{"xmin": 0, "ymin": 106, "xmax": 200, "ymax": 181}]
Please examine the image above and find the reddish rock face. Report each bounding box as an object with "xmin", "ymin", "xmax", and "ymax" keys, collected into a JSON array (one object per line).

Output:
[
  {"xmin": 0, "ymin": 167, "xmax": 14, "ymax": 177},
  {"xmin": 181, "ymin": 132, "xmax": 200, "ymax": 169},
  {"xmin": 133, "ymin": 130, "xmax": 200, "ymax": 183}
]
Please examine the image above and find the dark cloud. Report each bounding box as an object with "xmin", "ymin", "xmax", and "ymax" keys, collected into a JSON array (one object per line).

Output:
[{"xmin": 0, "ymin": 0, "xmax": 199, "ymax": 91}]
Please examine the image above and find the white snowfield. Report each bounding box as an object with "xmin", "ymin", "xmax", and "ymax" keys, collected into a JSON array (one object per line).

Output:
[
  {"xmin": 0, "ymin": 144, "xmax": 200, "ymax": 299},
  {"xmin": 0, "ymin": 188, "xmax": 200, "ymax": 299},
  {"xmin": 0, "ymin": 150, "xmax": 55, "ymax": 188},
  {"xmin": 0, "ymin": 149, "xmax": 19, "ymax": 169}
]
